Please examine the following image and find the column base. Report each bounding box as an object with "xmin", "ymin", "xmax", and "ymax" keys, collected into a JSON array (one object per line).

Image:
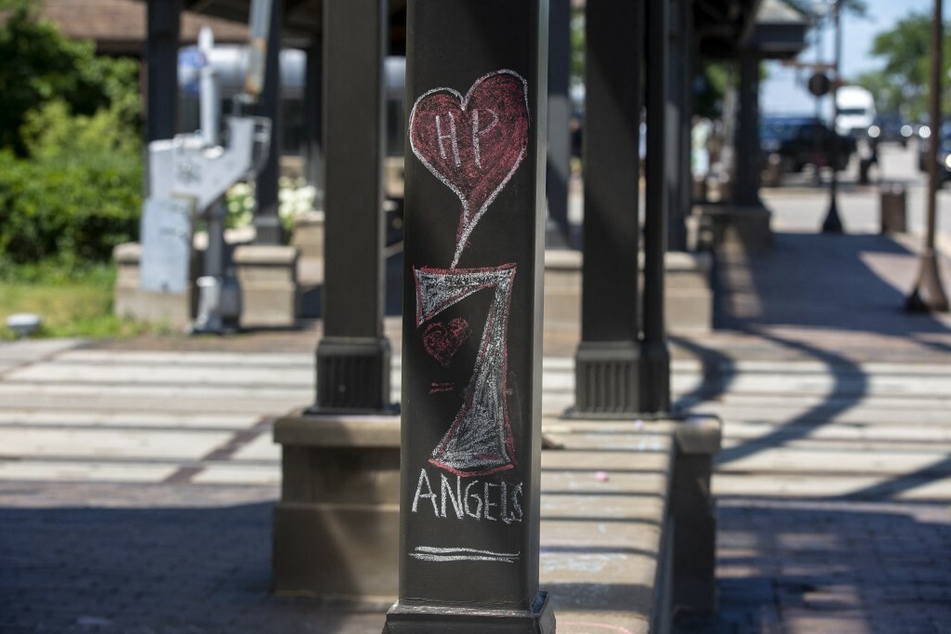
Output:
[
  {"xmin": 570, "ymin": 341, "xmax": 642, "ymax": 416},
  {"xmin": 312, "ymin": 336, "xmax": 396, "ymax": 414},
  {"xmin": 641, "ymin": 338, "xmax": 672, "ymax": 415},
  {"xmin": 696, "ymin": 202, "xmax": 773, "ymax": 253},
  {"xmin": 383, "ymin": 592, "xmax": 555, "ymax": 633},
  {"xmin": 272, "ymin": 411, "xmax": 400, "ymax": 602}
]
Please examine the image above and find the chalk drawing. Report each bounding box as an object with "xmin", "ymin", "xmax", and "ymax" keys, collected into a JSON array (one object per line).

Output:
[
  {"xmin": 409, "ymin": 69, "xmax": 529, "ymax": 268},
  {"xmin": 415, "ymin": 264, "xmax": 516, "ymax": 477},
  {"xmin": 411, "ymin": 467, "xmax": 524, "ymax": 523},
  {"xmin": 410, "ymin": 546, "xmax": 520, "ymax": 564},
  {"xmin": 422, "ymin": 317, "xmax": 472, "ymax": 367}
]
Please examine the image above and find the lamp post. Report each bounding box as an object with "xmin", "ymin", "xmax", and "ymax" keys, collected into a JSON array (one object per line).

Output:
[
  {"xmin": 906, "ymin": 0, "xmax": 950, "ymax": 312},
  {"xmin": 821, "ymin": 0, "xmax": 844, "ymax": 233}
]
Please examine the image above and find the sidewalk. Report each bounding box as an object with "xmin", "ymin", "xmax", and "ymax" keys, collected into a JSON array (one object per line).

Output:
[{"xmin": 3, "ymin": 145, "xmax": 951, "ymax": 632}]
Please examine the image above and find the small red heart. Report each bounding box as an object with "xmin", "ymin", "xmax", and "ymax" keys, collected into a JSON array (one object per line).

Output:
[
  {"xmin": 422, "ymin": 318, "xmax": 472, "ymax": 367},
  {"xmin": 410, "ymin": 70, "xmax": 530, "ymax": 266}
]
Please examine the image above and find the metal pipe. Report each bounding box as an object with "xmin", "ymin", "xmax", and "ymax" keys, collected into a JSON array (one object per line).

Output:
[
  {"xmin": 905, "ymin": 0, "xmax": 950, "ymax": 312},
  {"xmin": 198, "ymin": 27, "xmax": 219, "ymax": 147}
]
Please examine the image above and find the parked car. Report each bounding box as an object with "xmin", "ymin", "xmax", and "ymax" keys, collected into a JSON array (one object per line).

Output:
[
  {"xmin": 760, "ymin": 115, "xmax": 857, "ymax": 178},
  {"xmin": 868, "ymin": 113, "xmax": 913, "ymax": 148}
]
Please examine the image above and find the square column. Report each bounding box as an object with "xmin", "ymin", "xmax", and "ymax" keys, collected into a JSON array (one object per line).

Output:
[
  {"xmin": 313, "ymin": 0, "xmax": 393, "ymax": 414},
  {"xmin": 572, "ymin": 1, "xmax": 645, "ymax": 416},
  {"xmin": 384, "ymin": 1, "xmax": 554, "ymax": 631}
]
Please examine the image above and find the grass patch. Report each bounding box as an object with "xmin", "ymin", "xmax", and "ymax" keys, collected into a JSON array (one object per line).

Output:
[{"xmin": 0, "ymin": 262, "xmax": 156, "ymax": 340}]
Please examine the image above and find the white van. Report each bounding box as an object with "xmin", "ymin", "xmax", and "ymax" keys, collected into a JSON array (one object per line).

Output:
[{"xmin": 835, "ymin": 86, "xmax": 876, "ymax": 137}]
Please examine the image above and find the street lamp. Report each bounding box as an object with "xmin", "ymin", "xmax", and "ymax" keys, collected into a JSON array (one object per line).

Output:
[
  {"xmin": 821, "ymin": 0, "xmax": 844, "ymax": 233},
  {"xmin": 906, "ymin": 0, "xmax": 950, "ymax": 312}
]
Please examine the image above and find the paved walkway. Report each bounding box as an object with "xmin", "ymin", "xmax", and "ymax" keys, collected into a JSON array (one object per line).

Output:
[{"xmin": 3, "ymin": 143, "xmax": 951, "ymax": 632}]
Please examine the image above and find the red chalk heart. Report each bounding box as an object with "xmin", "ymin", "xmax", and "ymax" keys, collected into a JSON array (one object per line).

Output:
[
  {"xmin": 422, "ymin": 318, "xmax": 472, "ymax": 367},
  {"xmin": 409, "ymin": 70, "xmax": 530, "ymax": 265}
]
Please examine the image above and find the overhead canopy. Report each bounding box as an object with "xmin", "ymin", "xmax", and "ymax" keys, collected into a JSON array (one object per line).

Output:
[
  {"xmin": 694, "ymin": 0, "xmax": 807, "ymax": 60},
  {"xmin": 178, "ymin": 0, "xmax": 801, "ymax": 59},
  {"xmin": 178, "ymin": 0, "xmax": 408, "ymax": 49},
  {"xmin": 694, "ymin": 0, "xmax": 764, "ymax": 57},
  {"xmin": 747, "ymin": 0, "xmax": 809, "ymax": 59}
]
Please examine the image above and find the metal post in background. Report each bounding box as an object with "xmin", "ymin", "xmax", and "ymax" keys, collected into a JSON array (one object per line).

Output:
[
  {"xmin": 572, "ymin": 1, "xmax": 644, "ymax": 416},
  {"xmin": 146, "ymin": 0, "xmax": 181, "ymax": 146},
  {"xmin": 643, "ymin": 0, "xmax": 671, "ymax": 414},
  {"xmin": 735, "ymin": 52, "xmax": 763, "ymax": 207},
  {"xmin": 546, "ymin": 0, "xmax": 572, "ymax": 248},
  {"xmin": 253, "ymin": 0, "xmax": 285, "ymax": 245},
  {"xmin": 821, "ymin": 0, "xmax": 844, "ymax": 233},
  {"xmin": 667, "ymin": 0, "xmax": 688, "ymax": 252},
  {"xmin": 303, "ymin": 36, "xmax": 324, "ymax": 208},
  {"xmin": 384, "ymin": 1, "xmax": 553, "ymax": 630},
  {"xmin": 906, "ymin": 0, "xmax": 950, "ymax": 312},
  {"xmin": 312, "ymin": 0, "xmax": 393, "ymax": 413}
]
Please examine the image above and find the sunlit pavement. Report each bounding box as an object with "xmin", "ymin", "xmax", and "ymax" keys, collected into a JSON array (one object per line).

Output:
[{"xmin": 2, "ymin": 140, "xmax": 951, "ymax": 632}]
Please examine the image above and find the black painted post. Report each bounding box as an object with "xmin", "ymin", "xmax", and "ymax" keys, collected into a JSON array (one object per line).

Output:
[
  {"xmin": 642, "ymin": 0, "xmax": 671, "ymax": 414},
  {"xmin": 666, "ymin": 0, "xmax": 688, "ymax": 252},
  {"xmin": 384, "ymin": 1, "xmax": 553, "ymax": 631},
  {"xmin": 253, "ymin": 0, "xmax": 285, "ymax": 245},
  {"xmin": 303, "ymin": 36, "xmax": 324, "ymax": 208},
  {"xmin": 145, "ymin": 0, "xmax": 180, "ymax": 145},
  {"xmin": 546, "ymin": 0, "xmax": 572, "ymax": 248},
  {"xmin": 312, "ymin": 0, "xmax": 393, "ymax": 413},
  {"xmin": 734, "ymin": 52, "xmax": 763, "ymax": 208},
  {"xmin": 572, "ymin": 1, "xmax": 644, "ymax": 416}
]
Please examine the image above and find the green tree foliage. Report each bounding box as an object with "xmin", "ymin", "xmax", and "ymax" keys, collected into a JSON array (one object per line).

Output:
[
  {"xmin": 0, "ymin": 0, "xmax": 143, "ymax": 266},
  {"xmin": 0, "ymin": 0, "xmax": 140, "ymax": 156},
  {"xmin": 0, "ymin": 101, "xmax": 143, "ymax": 265},
  {"xmin": 856, "ymin": 11, "xmax": 937, "ymax": 120}
]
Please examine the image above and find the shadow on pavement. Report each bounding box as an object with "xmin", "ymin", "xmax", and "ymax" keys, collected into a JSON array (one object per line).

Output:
[
  {"xmin": 0, "ymin": 501, "xmax": 387, "ymax": 633},
  {"xmin": 671, "ymin": 231, "xmax": 951, "ymax": 632},
  {"xmin": 715, "ymin": 232, "xmax": 951, "ymax": 337},
  {"xmin": 674, "ymin": 501, "xmax": 951, "ymax": 633}
]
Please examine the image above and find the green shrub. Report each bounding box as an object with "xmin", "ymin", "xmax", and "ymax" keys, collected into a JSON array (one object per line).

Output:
[
  {"xmin": 0, "ymin": 1, "xmax": 144, "ymax": 267},
  {"xmin": 0, "ymin": 146, "xmax": 142, "ymax": 265},
  {"xmin": 0, "ymin": 0, "xmax": 141, "ymax": 157},
  {"xmin": 0, "ymin": 98, "xmax": 143, "ymax": 266}
]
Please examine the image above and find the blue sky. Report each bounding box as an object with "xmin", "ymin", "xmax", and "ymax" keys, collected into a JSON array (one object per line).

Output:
[{"xmin": 761, "ymin": 0, "xmax": 938, "ymax": 114}]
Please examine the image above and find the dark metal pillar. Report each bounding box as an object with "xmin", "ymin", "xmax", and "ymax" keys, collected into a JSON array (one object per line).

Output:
[
  {"xmin": 680, "ymin": 2, "xmax": 696, "ymax": 225},
  {"xmin": 546, "ymin": 0, "xmax": 572, "ymax": 248},
  {"xmin": 906, "ymin": 0, "xmax": 950, "ymax": 312},
  {"xmin": 734, "ymin": 52, "xmax": 763, "ymax": 208},
  {"xmin": 384, "ymin": 1, "xmax": 553, "ymax": 631},
  {"xmin": 666, "ymin": 0, "xmax": 688, "ymax": 252},
  {"xmin": 312, "ymin": 0, "xmax": 393, "ymax": 413},
  {"xmin": 253, "ymin": 0, "xmax": 285, "ymax": 245},
  {"xmin": 642, "ymin": 0, "xmax": 671, "ymax": 414},
  {"xmin": 303, "ymin": 35, "xmax": 324, "ymax": 208},
  {"xmin": 822, "ymin": 0, "xmax": 844, "ymax": 233},
  {"xmin": 145, "ymin": 0, "xmax": 181, "ymax": 145},
  {"xmin": 572, "ymin": 1, "xmax": 644, "ymax": 416}
]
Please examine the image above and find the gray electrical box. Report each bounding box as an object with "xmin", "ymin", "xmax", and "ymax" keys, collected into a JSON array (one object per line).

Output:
[{"xmin": 139, "ymin": 197, "xmax": 194, "ymax": 294}]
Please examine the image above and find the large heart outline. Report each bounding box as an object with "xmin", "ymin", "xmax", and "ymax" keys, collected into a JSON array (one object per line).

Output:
[{"xmin": 409, "ymin": 69, "xmax": 530, "ymax": 268}]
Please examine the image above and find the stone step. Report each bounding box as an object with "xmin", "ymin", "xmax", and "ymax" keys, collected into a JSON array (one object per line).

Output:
[
  {"xmin": 712, "ymin": 472, "xmax": 951, "ymax": 501},
  {"xmin": 720, "ymin": 420, "xmax": 951, "ymax": 443},
  {"xmin": 717, "ymin": 446, "xmax": 951, "ymax": 476}
]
